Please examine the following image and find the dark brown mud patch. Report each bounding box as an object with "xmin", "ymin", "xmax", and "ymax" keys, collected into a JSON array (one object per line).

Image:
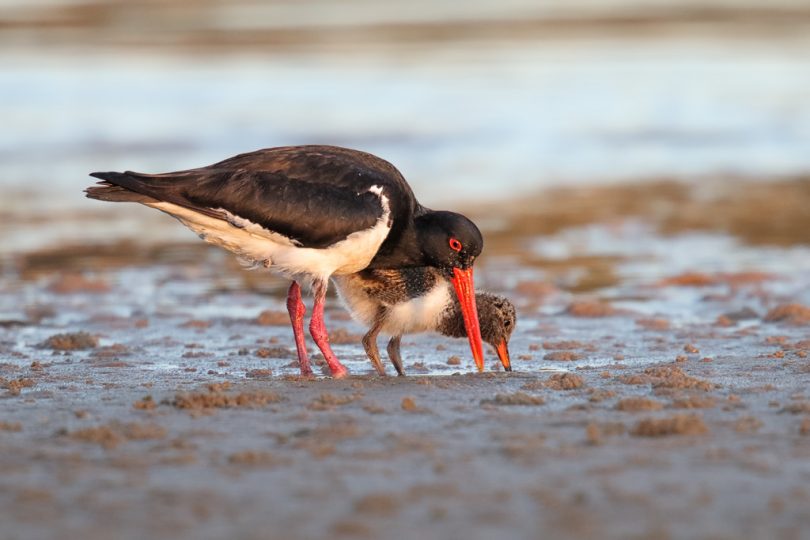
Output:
[{"xmin": 39, "ymin": 331, "xmax": 98, "ymax": 351}]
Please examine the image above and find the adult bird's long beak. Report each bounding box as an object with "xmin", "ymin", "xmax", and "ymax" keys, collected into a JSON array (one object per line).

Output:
[
  {"xmin": 451, "ymin": 267, "xmax": 485, "ymax": 372},
  {"xmin": 496, "ymin": 340, "xmax": 512, "ymax": 372}
]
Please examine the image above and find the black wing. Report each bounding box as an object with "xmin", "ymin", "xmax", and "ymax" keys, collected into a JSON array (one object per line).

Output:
[
  {"xmin": 201, "ymin": 144, "xmax": 423, "ymax": 228},
  {"xmin": 87, "ymin": 145, "xmax": 420, "ymax": 249}
]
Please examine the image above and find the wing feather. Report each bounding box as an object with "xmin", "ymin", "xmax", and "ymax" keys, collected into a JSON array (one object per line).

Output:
[{"xmin": 89, "ymin": 169, "xmax": 385, "ymax": 248}]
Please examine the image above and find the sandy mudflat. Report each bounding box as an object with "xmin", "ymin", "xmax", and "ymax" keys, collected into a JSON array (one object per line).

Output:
[
  {"xmin": 2, "ymin": 180, "xmax": 810, "ymax": 540},
  {"xmin": 2, "ymin": 340, "xmax": 810, "ymax": 540}
]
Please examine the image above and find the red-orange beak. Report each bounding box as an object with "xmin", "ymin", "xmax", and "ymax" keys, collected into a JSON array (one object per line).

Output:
[
  {"xmin": 451, "ymin": 267, "xmax": 484, "ymax": 372},
  {"xmin": 496, "ymin": 340, "xmax": 512, "ymax": 372}
]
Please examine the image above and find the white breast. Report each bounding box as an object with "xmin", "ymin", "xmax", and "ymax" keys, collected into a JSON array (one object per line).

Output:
[
  {"xmin": 381, "ymin": 281, "xmax": 452, "ymax": 336},
  {"xmin": 332, "ymin": 275, "xmax": 381, "ymax": 328},
  {"xmin": 332, "ymin": 276, "xmax": 452, "ymax": 337}
]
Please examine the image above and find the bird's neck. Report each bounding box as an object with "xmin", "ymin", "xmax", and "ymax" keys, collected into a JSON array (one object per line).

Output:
[
  {"xmin": 436, "ymin": 293, "xmax": 468, "ymax": 338},
  {"xmin": 367, "ymin": 224, "xmax": 427, "ymax": 269}
]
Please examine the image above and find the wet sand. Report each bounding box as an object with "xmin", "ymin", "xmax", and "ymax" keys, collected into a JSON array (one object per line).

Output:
[
  {"xmin": 3, "ymin": 328, "xmax": 810, "ymax": 540},
  {"xmin": 2, "ymin": 180, "xmax": 810, "ymax": 539}
]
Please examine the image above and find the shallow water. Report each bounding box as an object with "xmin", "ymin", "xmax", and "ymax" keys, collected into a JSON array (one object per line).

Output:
[
  {"xmin": 2, "ymin": 15, "xmax": 810, "ymax": 243},
  {"xmin": 4, "ymin": 40, "xmax": 810, "ymax": 201},
  {"xmin": 3, "ymin": 40, "xmax": 810, "ymax": 256}
]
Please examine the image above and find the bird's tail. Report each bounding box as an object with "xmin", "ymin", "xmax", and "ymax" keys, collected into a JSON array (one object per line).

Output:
[{"xmin": 85, "ymin": 172, "xmax": 157, "ymax": 203}]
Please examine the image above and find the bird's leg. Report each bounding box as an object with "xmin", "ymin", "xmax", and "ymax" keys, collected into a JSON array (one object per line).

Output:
[
  {"xmin": 309, "ymin": 279, "xmax": 349, "ymax": 379},
  {"xmin": 286, "ymin": 281, "xmax": 313, "ymax": 377},
  {"xmin": 386, "ymin": 335, "xmax": 405, "ymax": 376},
  {"xmin": 362, "ymin": 308, "xmax": 387, "ymax": 376}
]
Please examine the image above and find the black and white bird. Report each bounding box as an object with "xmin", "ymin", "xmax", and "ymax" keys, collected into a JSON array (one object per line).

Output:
[
  {"xmin": 333, "ymin": 267, "xmax": 515, "ymax": 375},
  {"xmin": 85, "ymin": 145, "xmax": 486, "ymax": 378}
]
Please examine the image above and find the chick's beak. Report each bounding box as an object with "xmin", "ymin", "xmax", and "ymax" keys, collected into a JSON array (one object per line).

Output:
[{"xmin": 496, "ymin": 340, "xmax": 512, "ymax": 372}]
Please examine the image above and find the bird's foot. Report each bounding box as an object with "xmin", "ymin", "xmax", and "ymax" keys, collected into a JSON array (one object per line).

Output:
[
  {"xmin": 328, "ymin": 362, "xmax": 349, "ymax": 379},
  {"xmin": 298, "ymin": 364, "xmax": 315, "ymax": 378},
  {"xmin": 308, "ymin": 327, "xmax": 350, "ymax": 378}
]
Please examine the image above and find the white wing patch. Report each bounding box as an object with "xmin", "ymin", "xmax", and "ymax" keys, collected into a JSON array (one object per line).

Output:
[
  {"xmin": 216, "ymin": 208, "xmax": 302, "ymax": 247},
  {"xmin": 146, "ymin": 185, "xmax": 391, "ymax": 283}
]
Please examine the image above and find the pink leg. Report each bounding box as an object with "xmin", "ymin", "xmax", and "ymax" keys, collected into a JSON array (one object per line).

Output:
[
  {"xmin": 309, "ymin": 280, "xmax": 349, "ymax": 378},
  {"xmin": 286, "ymin": 281, "xmax": 313, "ymax": 377}
]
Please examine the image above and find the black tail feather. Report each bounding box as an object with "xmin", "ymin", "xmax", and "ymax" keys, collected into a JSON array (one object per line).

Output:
[
  {"xmin": 85, "ymin": 177, "xmax": 157, "ymax": 204},
  {"xmin": 85, "ymin": 170, "xmax": 221, "ymax": 220},
  {"xmin": 89, "ymin": 171, "xmax": 130, "ymax": 183},
  {"xmin": 86, "ymin": 170, "xmax": 176, "ymax": 204}
]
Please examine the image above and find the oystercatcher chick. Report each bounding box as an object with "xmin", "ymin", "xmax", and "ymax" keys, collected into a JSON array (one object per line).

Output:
[
  {"xmin": 333, "ymin": 267, "xmax": 515, "ymax": 375},
  {"xmin": 85, "ymin": 145, "xmax": 486, "ymax": 378}
]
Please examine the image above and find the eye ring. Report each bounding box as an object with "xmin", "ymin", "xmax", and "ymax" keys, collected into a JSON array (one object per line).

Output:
[{"xmin": 449, "ymin": 238, "xmax": 463, "ymax": 252}]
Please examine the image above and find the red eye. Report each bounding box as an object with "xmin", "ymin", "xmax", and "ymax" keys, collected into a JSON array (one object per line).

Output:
[{"xmin": 449, "ymin": 238, "xmax": 462, "ymax": 252}]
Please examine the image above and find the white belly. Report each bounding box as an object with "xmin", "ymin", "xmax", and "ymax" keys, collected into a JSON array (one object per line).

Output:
[
  {"xmin": 382, "ymin": 281, "xmax": 452, "ymax": 336},
  {"xmin": 333, "ymin": 276, "xmax": 452, "ymax": 337},
  {"xmin": 332, "ymin": 276, "xmax": 381, "ymax": 328}
]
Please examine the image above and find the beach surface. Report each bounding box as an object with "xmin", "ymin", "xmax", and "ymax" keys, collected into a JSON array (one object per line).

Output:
[{"xmin": 2, "ymin": 180, "xmax": 810, "ymax": 540}]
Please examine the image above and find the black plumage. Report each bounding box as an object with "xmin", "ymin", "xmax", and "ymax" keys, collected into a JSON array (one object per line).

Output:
[{"xmin": 89, "ymin": 168, "xmax": 385, "ymax": 248}]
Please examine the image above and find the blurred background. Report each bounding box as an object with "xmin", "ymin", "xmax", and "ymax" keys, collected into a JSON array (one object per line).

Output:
[
  {"xmin": 4, "ymin": 6, "xmax": 810, "ymax": 538},
  {"xmin": 2, "ymin": 0, "xmax": 810, "ymax": 258}
]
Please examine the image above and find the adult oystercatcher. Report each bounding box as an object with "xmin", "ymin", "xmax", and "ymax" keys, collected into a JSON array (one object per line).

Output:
[
  {"xmin": 85, "ymin": 145, "xmax": 485, "ymax": 378},
  {"xmin": 333, "ymin": 267, "xmax": 515, "ymax": 375}
]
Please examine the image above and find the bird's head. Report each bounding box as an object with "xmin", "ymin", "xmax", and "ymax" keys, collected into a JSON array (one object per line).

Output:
[
  {"xmin": 416, "ymin": 211, "xmax": 483, "ymax": 273},
  {"xmin": 477, "ymin": 293, "xmax": 516, "ymax": 372},
  {"xmin": 416, "ymin": 211, "xmax": 485, "ymax": 371}
]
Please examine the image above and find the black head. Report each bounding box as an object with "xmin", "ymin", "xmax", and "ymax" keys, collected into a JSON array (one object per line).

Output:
[
  {"xmin": 416, "ymin": 210, "xmax": 485, "ymax": 370},
  {"xmin": 415, "ymin": 211, "xmax": 483, "ymax": 275}
]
